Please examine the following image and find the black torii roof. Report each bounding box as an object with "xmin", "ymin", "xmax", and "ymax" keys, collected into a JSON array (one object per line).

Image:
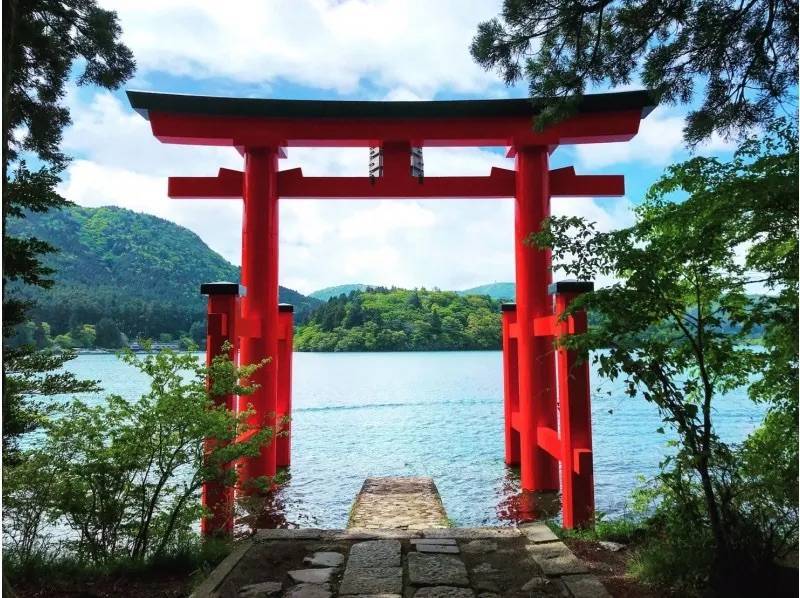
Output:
[{"xmin": 127, "ymin": 89, "xmax": 656, "ymax": 121}]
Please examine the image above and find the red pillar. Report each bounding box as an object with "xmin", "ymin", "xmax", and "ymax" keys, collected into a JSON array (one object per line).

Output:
[
  {"xmin": 239, "ymin": 148, "xmax": 280, "ymax": 484},
  {"xmin": 552, "ymin": 280, "xmax": 595, "ymax": 528},
  {"xmin": 514, "ymin": 146, "xmax": 559, "ymax": 491},
  {"xmin": 276, "ymin": 303, "xmax": 294, "ymax": 468},
  {"xmin": 501, "ymin": 303, "xmax": 520, "ymax": 465},
  {"xmin": 200, "ymin": 281, "xmax": 241, "ymax": 536}
]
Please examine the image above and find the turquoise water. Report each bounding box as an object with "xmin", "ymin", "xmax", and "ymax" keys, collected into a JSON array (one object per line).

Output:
[{"xmin": 57, "ymin": 351, "xmax": 765, "ymax": 528}]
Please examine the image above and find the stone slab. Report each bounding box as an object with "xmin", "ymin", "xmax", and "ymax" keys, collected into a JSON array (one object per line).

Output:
[
  {"xmin": 411, "ymin": 538, "xmax": 457, "ymax": 546},
  {"xmin": 334, "ymin": 529, "xmax": 422, "ymax": 540},
  {"xmin": 338, "ymin": 566, "xmax": 403, "ymax": 595},
  {"xmin": 238, "ymin": 581, "xmax": 283, "ymax": 597},
  {"xmin": 304, "ymin": 551, "xmax": 345, "ymax": 567},
  {"xmin": 288, "ymin": 568, "xmax": 337, "ymax": 584},
  {"xmin": 461, "ymin": 540, "xmax": 497, "ymax": 554},
  {"xmin": 416, "ymin": 544, "xmax": 460, "ymax": 554},
  {"xmin": 347, "ymin": 539, "xmax": 402, "ymax": 568},
  {"xmin": 527, "ymin": 542, "xmax": 589, "ymax": 576},
  {"xmin": 255, "ymin": 528, "xmax": 325, "ymax": 541},
  {"xmin": 284, "ymin": 583, "xmax": 332, "ymax": 598},
  {"xmin": 407, "ymin": 552, "xmax": 470, "ymax": 587},
  {"xmin": 190, "ymin": 539, "xmax": 252, "ymax": 597},
  {"xmin": 413, "ymin": 587, "xmax": 475, "ymax": 598},
  {"xmin": 421, "ymin": 528, "xmax": 522, "ymax": 540},
  {"xmin": 561, "ymin": 574, "xmax": 612, "ymax": 598},
  {"xmin": 521, "ymin": 576, "xmax": 550, "ymax": 592},
  {"xmin": 519, "ymin": 522, "xmax": 559, "ymax": 544}
]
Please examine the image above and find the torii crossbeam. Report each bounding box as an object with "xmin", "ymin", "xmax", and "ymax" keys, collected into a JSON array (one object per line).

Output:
[{"xmin": 128, "ymin": 89, "xmax": 655, "ymax": 534}]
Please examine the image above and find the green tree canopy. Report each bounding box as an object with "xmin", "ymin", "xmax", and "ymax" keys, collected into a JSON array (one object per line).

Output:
[
  {"xmin": 2, "ymin": 0, "xmax": 135, "ymax": 456},
  {"xmin": 471, "ymin": 0, "xmax": 798, "ymax": 144},
  {"xmin": 530, "ymin": 120, "xmax": 797, "ymax": 592}
]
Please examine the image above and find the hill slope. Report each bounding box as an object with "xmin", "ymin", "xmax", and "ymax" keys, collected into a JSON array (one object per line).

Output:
[
  {"xmin": 458, "ymin": 282, "xmax": 515, "ymax": 302},
  {"xmin": 6, "ymin": 205, "xmax": 321, "ymax": 341},
  {"xmin": 309, "ymin": 284, "xmax": 374, "ymax": 301},
  {"xmin": 295, "ymin": 287, "xmax": 501, "ymax": 351}
]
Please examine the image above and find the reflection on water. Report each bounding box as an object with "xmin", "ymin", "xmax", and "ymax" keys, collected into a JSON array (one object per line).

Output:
[{"xmin": 52, "ymin": 351, "xmax": 765, "ymax": 529}]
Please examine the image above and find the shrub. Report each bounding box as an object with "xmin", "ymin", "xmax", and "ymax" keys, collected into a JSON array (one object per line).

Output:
[{"xmin": 3, "ymin": 346, "xmax": 270, "ymax": 568}]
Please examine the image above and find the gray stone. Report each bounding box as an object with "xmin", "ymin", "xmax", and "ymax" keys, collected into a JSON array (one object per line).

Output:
[
  {"xmin": 407, "ymin": 553, "xmax": 470, "ymax": 587},
  {"xmin": 338, "ymin": 566, "xmax": 403, "ymax": 595},
  {"xmin": 598, "ymin": 540, "xmax": 625, "ymax": 552},
  {"xmin": 304, "ymin": 551, "xmax": 345, "ymax": 567},
  {"xmin": 413, "ymin": 587, "xmax": 475, "ymax": 598},
  {"xmin": 521, "ymin": 576, "xmax": 550, "ymax": 591},
  {"xmin": 472, "ymin": 562, "xmax": 495, "ymax": 574},
  {"xmin": 288, "ymin": 568, "xmax": 337, "ymax": 584},
  {"xmin": 519, "ymin": 522, "xmax": 559, "ymax": 544},
  {"xmin": 411, "ymin": 538, "xmax": 457, "ymax": 546},
  {"xmin": 416, "ymin": 544, "xmax": 460, "ymax": 554},
  {"xmin": 461, "ymin": 540, "xmax": 497, "ymax": 554},
  {"xmin": 336, "ymin": 529, "xmax": 421, "ymax": 540},
  {"xmin": 561, "ymin": 574, "xmax": 612, "ymax": 598},
  {"xmin": 527, "ymin": 542, "xmax": 588, "ymax": 576},
  {"xmin": 347, "ymin": 539, "xmax": 402, "ymax": 568},
  {"xmin": 255, "ymin": 528, "xmax": 325, "ymax": 541},
  {"xmin": 238, "ymin": 581, "xmax": 283, "ymax": 597},
  {"xmin": 477, "ymin": 593, "xmax": 499, "ymax": 598},
  {"xmin": 421, "ymin": 527, "xmax": 521, "ymax": 540},
  {"xmin": 283, "ymin": 583, "xmax": 332, "ymax": 598},
  {"xmin": 474, "ymin": 580, "xmax": 499, "ymax": 593}
]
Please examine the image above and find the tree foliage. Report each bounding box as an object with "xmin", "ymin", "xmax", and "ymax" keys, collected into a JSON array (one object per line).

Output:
[
  {"xmin": 295, "ymin": 287, "xmax": 502, "ymax": 352},
  {"xmin": 3, "ymin": 347, "xmax": 270, "ymax": 567},
  {"xmin": 2, "ymin": 0, "xmax": 135, "ymax": 456},
  {"xmin": 471, "ymin": 0, "xmax": 798, "ymax": 144},
  {"xmin": 529, "ymin": 120, "xmax": 797, "ymax": 592}
]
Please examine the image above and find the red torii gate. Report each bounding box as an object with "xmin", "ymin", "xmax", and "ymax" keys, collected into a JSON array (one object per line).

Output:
[{"xmin": 128, "ymin": 90, "xmax": 654, "ymax": 534}]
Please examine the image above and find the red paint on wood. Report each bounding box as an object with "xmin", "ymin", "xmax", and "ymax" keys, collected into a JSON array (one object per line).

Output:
[{"xmin": 515, "ymin": 147, "xmax": 559, "ymax": 492}]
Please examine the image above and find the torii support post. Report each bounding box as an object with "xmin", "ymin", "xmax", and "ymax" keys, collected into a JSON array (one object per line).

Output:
[
  {"xmin": 514, "ymin": 146, "xmax": 559, "ymax": 492},
  {"xmin": 239, "ymin": 148, "xmax": 281, "ymax": 485},
  {"xmin": 276, "ymin": 304, "xmax": 294, "ymax": 468},
  {"xmin": 552, "ymin": 281, "xmax": 595, "ymax": 529},
  {"xmin": 501, "ymin": 303, "xmax": 520, "ymax": 465},
  {"xmin": 500, "ymin": 280, "xmax": 595, "ymax": 528},
  {"xmin": 200, "ymin": 281, "xmax": 243, "ymax": 537}
]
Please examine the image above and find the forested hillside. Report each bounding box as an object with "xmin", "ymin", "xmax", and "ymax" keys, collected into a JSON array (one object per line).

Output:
[
  {"xmin": 6, "ymin": 205, "xmax": 320, "ymax": 348},
  {"xmin": 309, "ymin": 284, "xmax": 373, "ymax": 301},
  {"xmin": 458, "ymin": 282, "xmax": 515, "ymax": 301},
  {"xmin": 295, "ymin": 287, "xmax": 501, "ymax": 351}
]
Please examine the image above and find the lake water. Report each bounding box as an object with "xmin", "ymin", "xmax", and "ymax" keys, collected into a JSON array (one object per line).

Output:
[{"xmin": 57, "ymin": 351, "xmax": 764, "ymax": 528}]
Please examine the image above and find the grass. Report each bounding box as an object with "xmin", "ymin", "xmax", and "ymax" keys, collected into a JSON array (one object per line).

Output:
[
  {"xmin": 4, "ymin": 536, "xmax": 233, "ymax": 593},
  {"xmin": 546, "ymin": 512, "xmax": 648, "ymax": 544}
]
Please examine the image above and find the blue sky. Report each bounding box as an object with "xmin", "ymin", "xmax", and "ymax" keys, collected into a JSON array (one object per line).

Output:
[{"xmin": 59, "ymin": 0, "xmax": 736, "ymax": 294}]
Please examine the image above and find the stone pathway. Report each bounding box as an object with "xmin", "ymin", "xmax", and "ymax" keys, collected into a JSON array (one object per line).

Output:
[
  {"xmin": 348, "ymin": 477, "xmax": 449, "ymax": 529},
  {"xmin": 192, "ymin": 477, "xmax": 611, "ymax": 597},
  {"xmin": 193, "ymin": 526, "xmax": 612, "ymax": 598}
]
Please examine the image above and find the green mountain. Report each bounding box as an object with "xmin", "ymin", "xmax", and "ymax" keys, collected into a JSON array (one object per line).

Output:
[
  {"xmin": 6, "ymin": 205, "xmax": 321, "ymax": 343},
  {"xmin": 309, "ymin": 284, "xmax": 374, "ymax": 301},
  {"xmin": 458, "ymin": 282, "xmax": 515, "ymax": 302},
  {"xmin": 295, "ymin": 287, "xmax": 501, "ymax": 352}
]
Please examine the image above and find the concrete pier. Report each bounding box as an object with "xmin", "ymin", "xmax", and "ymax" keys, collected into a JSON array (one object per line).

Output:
[{"xmin": 348, "ymin": 477, "xmax": 449, "ymax": 530}]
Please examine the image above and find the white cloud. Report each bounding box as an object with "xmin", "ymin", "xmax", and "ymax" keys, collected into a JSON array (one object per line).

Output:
[
  {"xmin": 575, "ymin": 107, "xmax": 685, "ymax": 169},
  {"xmin": 102, "ymin": 0, "xmax": 503, "ymax": 97},
  {"xmin": 575, "ymin": 106, "xmax": 738, "ymax": 169},
  {"xmin": 59, "ymin": 88, "xmax": 639, "ymax": 295}
]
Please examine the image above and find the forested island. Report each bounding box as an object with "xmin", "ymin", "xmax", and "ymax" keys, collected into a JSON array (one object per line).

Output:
[{"xmin": 295, "ymin": 288, "xmax": 502, "ymax": 351}]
